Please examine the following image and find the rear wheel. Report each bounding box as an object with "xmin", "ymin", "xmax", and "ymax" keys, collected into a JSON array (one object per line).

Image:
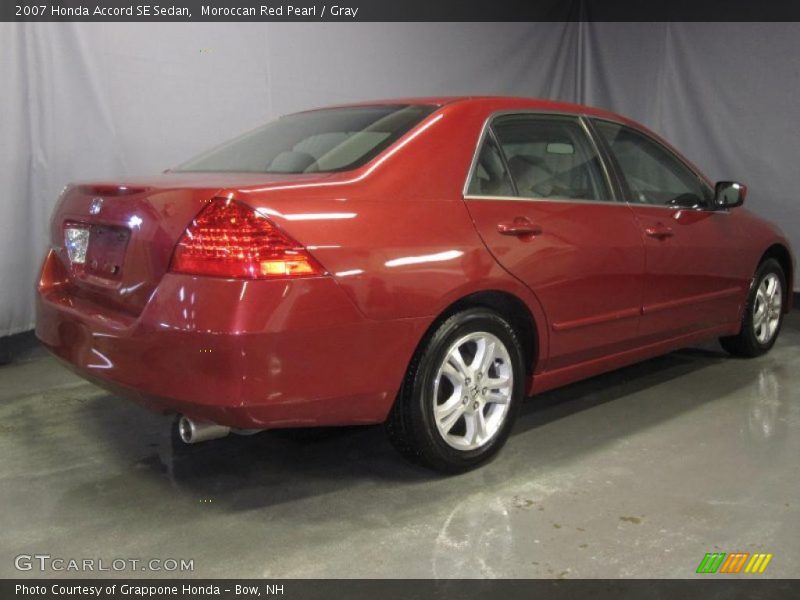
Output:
[
  {"xmin": 386, "ymin": 308, "xmax": 525, "ymax": 473},
  {"xmin": 720, "ymin": 258, "xmax": 786, "ymax": 357}
]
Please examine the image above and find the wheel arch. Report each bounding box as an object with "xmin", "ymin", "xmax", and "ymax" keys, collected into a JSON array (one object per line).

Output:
[{"xmin": 411, "ymin": 290, "xmax": 540, "ymax": 379}]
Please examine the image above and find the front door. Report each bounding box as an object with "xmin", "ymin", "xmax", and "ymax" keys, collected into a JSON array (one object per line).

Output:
[
  {"xmin": 464, "ymin": 114, "xmax": 646, "ymax": 371},
  {"xmin": 593, "ymin": 120, "xmax": 751, "ymax": 341}
]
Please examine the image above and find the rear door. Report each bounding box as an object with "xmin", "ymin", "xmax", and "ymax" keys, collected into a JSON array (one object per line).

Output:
[
  {"xmin": 464, "ymin": 114, "xmax": 645, "ymax": 371},
  {"xmin": 592, "ymin": 120, "xmax": 750, "ymax": 341}
]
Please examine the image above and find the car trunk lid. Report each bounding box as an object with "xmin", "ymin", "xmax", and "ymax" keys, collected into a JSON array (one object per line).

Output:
[{"xmin": 49, "ymin": 172, "xmax": 337, "ymax": 316}]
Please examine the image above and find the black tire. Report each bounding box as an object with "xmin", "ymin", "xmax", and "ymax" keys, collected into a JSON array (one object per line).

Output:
[
  {"xmin": 385, "ymin": 308, "xmax": 525, "ymax": 473},
  {"xmin": 720, "ymin": 258, "xmax": 786, "ymax": 358}
]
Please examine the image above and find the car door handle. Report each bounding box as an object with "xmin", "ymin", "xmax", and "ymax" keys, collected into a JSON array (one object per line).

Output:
[
  {"xmin": 497, "ymin": 219, "xmax": 542, "ymax": 237},
  {"xmin": 644, "ymin": 224, "xmax": 674, "ymax": 239}
]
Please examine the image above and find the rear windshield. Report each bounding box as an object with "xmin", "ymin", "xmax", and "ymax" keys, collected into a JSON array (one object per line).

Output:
[{"xmin": 176, "ymin": 104, "xmax": 436, "ymax": 174}]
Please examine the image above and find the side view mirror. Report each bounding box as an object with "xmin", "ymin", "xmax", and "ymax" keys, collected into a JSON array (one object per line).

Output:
[{"xmin": 714, "ymin": 181, "xmax": 747, "ymax": 209}]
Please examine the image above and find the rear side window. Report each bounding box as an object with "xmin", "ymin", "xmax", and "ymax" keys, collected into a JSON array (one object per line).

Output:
[
  {"xmin": 177, "ymin": 105, "xmax": 436, "ymax": 174},
  {"xmin": 491, "ymin": 115, "xmax": 611, "ymax": 201},
  {"xmin": 467, "ymin": 133, "xmax": 516, "ymax": 196}
]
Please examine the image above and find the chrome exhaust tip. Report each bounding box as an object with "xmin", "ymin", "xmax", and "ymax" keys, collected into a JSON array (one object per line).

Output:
[{"xmin": 177, "ymin": 415, "xmax": 231, "ymax": 444}]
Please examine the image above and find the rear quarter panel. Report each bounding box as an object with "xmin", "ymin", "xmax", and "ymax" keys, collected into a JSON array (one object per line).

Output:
[{"xmin": 233, "ymin": 101, "xmax": 552, "ymax": 370}]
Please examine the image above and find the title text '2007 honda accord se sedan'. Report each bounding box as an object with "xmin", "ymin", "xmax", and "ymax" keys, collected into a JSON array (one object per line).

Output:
[{"xmin": 36, "ymin": 97, "xmax": 794, "ymax": 472}]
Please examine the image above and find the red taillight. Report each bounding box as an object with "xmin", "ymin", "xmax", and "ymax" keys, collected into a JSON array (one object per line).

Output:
[{"xmin": 169, "ymin": 198, "xmax": 325, "ymax": 279}]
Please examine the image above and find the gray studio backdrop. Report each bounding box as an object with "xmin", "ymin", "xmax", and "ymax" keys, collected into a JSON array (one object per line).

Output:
[{"xmin": 1, "ymin": 22, "xmax": 798, "ymax": 336}]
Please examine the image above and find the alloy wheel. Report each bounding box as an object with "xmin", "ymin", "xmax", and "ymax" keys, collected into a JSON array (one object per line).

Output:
[
  {"xmin": 432, "ymin": 332, "xmax": 513, "ymax": 451},
  {"xmin": 752, "ymin": 273, "xmax": 782, "ymax": 344}
]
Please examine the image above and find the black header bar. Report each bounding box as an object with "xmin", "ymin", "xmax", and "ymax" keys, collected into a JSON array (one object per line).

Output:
[{"xmin": 4, "ymin": 0, "xmax": 800, "ymax": 22}]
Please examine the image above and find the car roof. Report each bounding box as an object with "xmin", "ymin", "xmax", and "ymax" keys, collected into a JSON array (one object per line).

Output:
[{"xmin": 311, "ymin": 96, "xmax": 638, "ymax": 127}]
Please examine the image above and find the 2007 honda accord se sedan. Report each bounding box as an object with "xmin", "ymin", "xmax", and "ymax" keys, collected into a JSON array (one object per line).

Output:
[{"xmin": 36, "ymin": 97, "xmax": 794, "ymax": 472}]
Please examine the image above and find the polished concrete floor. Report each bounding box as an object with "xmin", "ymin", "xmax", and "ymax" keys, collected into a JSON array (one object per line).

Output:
[{"xmin": 1, "ymin": 314, "xmax": 798, "ymax": 579}]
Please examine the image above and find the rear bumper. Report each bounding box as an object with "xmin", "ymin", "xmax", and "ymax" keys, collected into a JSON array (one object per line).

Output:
[{"xmin": 35, "ymin": 251, "xmax": 429, "ymax": 429}]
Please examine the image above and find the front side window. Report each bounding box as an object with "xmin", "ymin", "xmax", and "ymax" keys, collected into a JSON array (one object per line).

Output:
[
  {"xmin": 491, "ymin": 115, "xmax": 611, "ymax": 201},
  {"xmin": 177, "ymin": 104, "xmax": 436, "ymax": 174},
  {"xmin": 596, "ymin": 121, "xmax": 712, "ymax": 208}
]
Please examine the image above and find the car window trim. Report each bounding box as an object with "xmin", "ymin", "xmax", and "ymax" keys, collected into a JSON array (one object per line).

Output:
[
  {"xmin": 580, "ymin": 116, "xmax": 630, "ymax": 203},
  {"xmin": 462, "ymin": 110, "xmax": 621, "ymax": 204},
  {"xmin": 589, "ymin": 117, "xmax": 718, "ymax": 212},
  {"xmin": 462, "ymin": 194, "xmax": 634, "ymax": 208}
]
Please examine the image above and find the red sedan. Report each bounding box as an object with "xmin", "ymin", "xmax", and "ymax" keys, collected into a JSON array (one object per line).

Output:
[{"xmin": 36, "ymin": 97, "xmax": 794, "ymax": 472}]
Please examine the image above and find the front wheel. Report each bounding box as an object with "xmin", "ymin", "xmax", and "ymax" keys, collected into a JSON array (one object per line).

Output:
[
  {"xmin": 386, "ymin": 308, "xmax": 525, "ymax": 473},
  {"xmin": 720, "ymin": 258, "xmax": 786, "ymax": 357}
]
